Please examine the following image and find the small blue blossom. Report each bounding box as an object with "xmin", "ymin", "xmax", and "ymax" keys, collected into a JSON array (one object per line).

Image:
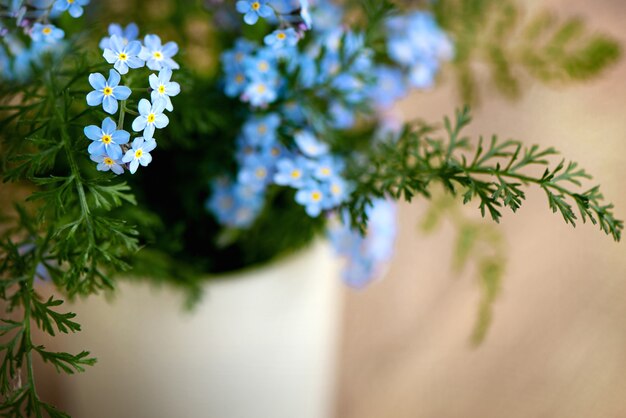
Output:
[
  {"xmin": 30, "ymin": 23, "xmax": 64, "ymax": 43},
  {"xmin": 237, "ymin": 156, "xmax": 274, "ymax": 191},
  {"xmin": 311, "ymin": 155, "xmax": 343, "ymax": 180},
  {"xmin": 295, "ymin": 182, "xmax": 326, "ymax": 217},
  {"xmin": 264, "ymin": 28, "xmax": 299, "ymax": 49},
  {"xmin": 90, "ymin": 154, "xmax": 125, "ymax": 175},
  {"xmin": 53, "ymin": 0, "xmax": 89, "ymax": 18},
  {"xmin": 86, "ymin": 69, "xmax": 131, "ymax": 115},
  {"xmin": 243, "ymin": 79, "xmax": 278, "ymax": 107},
  {"xmin": 122, "ymin": 137, "xmax": 157, "ymax": 174},
  {"xmin": 224, "ymin": 69, "xmax": 248, "ymax": 97},
  {"xmin": 99, "ymin": 23, "xmax": 139, "ymax": 50},
  {"xmin": 149, "ymin": 68, "xmax": 180, "ymax": 112},
  {"xmin": 131, "ymin": 98, "xmax": 169, "ymax": 139},
  {"xmin": 324, "ymin": 176, "xmax": 351, "ymax": 207},
  {"xmin": 103, "ymin": 34, "xmax": 144, "ymax": 75},
  {"xmin": 236, "ymin": 0, "xmax": 274, "ymax": 25},
  {"xmin": 294, "ymin": 130, "xmax": 329, "ymax": 157},
  {"xmin": 139, "ymin": 34, "xmax": 180, "ymax": 71},
  {"xmin": 370, "ymin": 66, "xmax": 407, "ymax": 108},
  {"xmin": 84, "ymin": 117, "xmax": 130, "ymax": 160},
  {"xmin": 242, "ymin": 113, "xmax": 280, "ymax": 146},
  {"xmin": 206, "ymin": 178, "xmax": 265, "ymax": 228},
  {"xmin": 273, "ymin": 156, "xmax": 310, "ymax": 188}
]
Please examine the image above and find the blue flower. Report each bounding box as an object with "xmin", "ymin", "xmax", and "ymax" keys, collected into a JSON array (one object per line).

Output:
[
  {"xmin": 224, "ymin": 70, "xmax": 248, "ymax": 98},
  {"xmin": 311, "ymin": 155, "xmax": 344, "ymax": 180},
  {"xmin": 295, "ymin": 182, "xmax": 326, "ymax": 217},
  {"xmin": 370, "ymin": 66, "xmax": 407, "ymax": 108},
  {"xmin": 84, "ymin": 117, "xmax": 130, "ymax": 160},
  {"xmin": 236, "ymin": 0, "xmax": 274, "ymax": 25},
  {"xmin": 53, "ymin": 0, "xmax": 89, "ymax": 18},
  {"xmin": 122, "ymin": 137, "xmax": 157, "ymax": 174},
  {"xmin": 324, "ymin": 176, "xmax": 351, "ymax": 207},
  {"xmin": 294, "ymin": 130, "xmax": 329, "ymax": 157},
  {"xmin": 238, "ymin": 156, "xmax": 273, "ymax": 191},
  {"xmin": 99, "ymin": 23, "xmax": 139, "ymax": 50},
  {"xmin": 206, "ymin": 178, "xmax": 265, "ymax": 228},
  {"xmin": 273, "ymin": 156, "xmax": 310, "ymax": 188},
  {"xmin": 243, "ymin": 80, "xmax": 278, "ymax": 107},
  {"xmin": 30, "ymin": 23, "xmax": 64, "ymax": 43},
  {"xmin": 131, "ymin": 98, "xmax": 169, "ymax": 139},
  {"xmin": 86, "ymin": 69, "xmax": 131, "ymax": 115},
  {"xmin": 139, "ymin": 34, "xmax": 179, "ymax": 71},
  {"xmin": 242, "ymin": 113, "xmax": 280, "ymax": 146},
  {"xmin": 264, "ymin": 28, "xmax": 299, "ymax": 48},
  {"xmin": 149, "ymin": 68, "xmax": 180, "ymax": 112},
  {"xmin": 90, "ymin": 154, "xmax": 125, "ymax": 175},
  {"xmin": 103, "ymin": 34, "xmax": 144, "ymax": 75}
]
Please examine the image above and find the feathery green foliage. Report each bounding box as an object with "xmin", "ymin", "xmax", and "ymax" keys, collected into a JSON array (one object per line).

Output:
[
  {"xmin": 344, "ymin": 107, "xmax": 623, "ymax": 242},
  {"xmin": 432, "ymin": 0, "xmax": 621, "ymax": 103}
]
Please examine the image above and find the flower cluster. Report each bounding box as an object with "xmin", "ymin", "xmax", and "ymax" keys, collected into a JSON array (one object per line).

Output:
[
  {"xmin": 327, "ymin": 200, "xmax": 398, "ymax": 288},
  {"xmin": 0, "ymin": 0, "xmax": 90, "ymax": 81},
  {"xmin": 84, "ymin": 24, "xmax": 180, "ymax": 175},
  {"xmin": 207, "ymin": 0, "xmax": 452, "ymax": 284}
]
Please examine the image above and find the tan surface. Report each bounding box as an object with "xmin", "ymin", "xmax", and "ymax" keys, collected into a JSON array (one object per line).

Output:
[{"xmin": 336, "ymin": 1, "xmax": 626, "ymax": 417}]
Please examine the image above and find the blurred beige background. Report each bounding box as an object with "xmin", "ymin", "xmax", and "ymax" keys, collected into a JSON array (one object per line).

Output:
[{"xmin": 336, "ymin": 0, "xmax": 626, "ymax": 417}]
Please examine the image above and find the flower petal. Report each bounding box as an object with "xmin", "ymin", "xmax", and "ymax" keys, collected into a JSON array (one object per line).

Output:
[
  {"xmin": 137, "ymin": 98, "xmax": 151, "ymax": 116},
  {"xmin": 112, "ymin": 85, "xmax": 131, "ymax": 100},
  {"xmin": 107, "ymin": 69, "xmax": 121, "ymax": 87},
  {"xmin": 102, "ymin": 95, "xmax": 118, "ymax": 114},
  {"xmin": 86, "ymin": 90, "xmax": 104, "ymax": 106},
  {"xmin": 84, "ymin": 125, "xmax": 102, "ymax": 140},
  {"xmin": 153, "ymin": 113, "xmax": 169, "ymax": 129},
  {"xmin": 132, "ymin": 115, "xmax": 147, "ymax": 132},
  {"xmin": 101, "ymin": 117, "xmax": 116, "ymax": 133},
  {"xmin": 88, "ymin": 72, "xmax": 106, "ymax": 90}
]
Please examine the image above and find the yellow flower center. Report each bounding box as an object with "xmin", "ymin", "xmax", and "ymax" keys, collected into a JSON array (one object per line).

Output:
[
  {"xmin": 103, "ymin": 157, "xmax": 114, "ymax": 165},
  {"xmin": 277, "ymin": 32, "xmax": 286, "ymax": 40},
  {"xmin": 101, "ymin": 134, "xmax": 112, "ymax": 144},
  {"xmin": 258, "ymin": 61, "xmax": 269, "ymax": 72},
  {"xmin": 252, "ymin": 2, "xmax": 261, "ymax": 10},
  {"xmin": 271, "ymin": 147, "xmax": 280, "ymax": 156},
  {"xmin": 321, "ymin": 167, "xmax": 331, "ymax": 176},
  {"xmin": 42, "ymin": 27, "xmax": 52, "ymax": 35},
  {"xmin": 256, "ymin": 83, "xmax": 267, "ymax": 93},
  {"xmin": 153, "ymin": 51, "xmax": 163, "ymax": 60},
  {"xmin": 118, "ymin": 52, "xmax": 128, "ymax": 61},
  {"xmin": 235, "ymin": 74, "xmax": 245, "ymax": 83},
  {"xmin": 103, "ymin": 86, "xmax": 113, "ymax": 96},
  {"xmin": 255, "ymin": 168, "xmax": 267, "ymax": 179},
  {"xmin": 68, "ymin": 0, "xmax": 75, "ymax": 3},
  {"xmin": 331, "ymin": 184, "xmax": 341, "ymax": 195},
  {"xmin": 291, "ymin": 170, "xmax": 301, "ymax": 179},
  {"xmin": 257, "ymin": 124, "xmax": 267, "ymax": 134},
  {"xmin": 147, "ymin": 113, "xmax": 156, "ymax": 123},
  {"xmin": 311, "ymin": 191, "xmax": 322, "ymax": 202},
  {"xmin": 135, "ymin": 149, "xmax": 143, "ymax": 158},
  {"xmin": 158, "ymin": 85, "xmax": 165, "ymax": 94}
]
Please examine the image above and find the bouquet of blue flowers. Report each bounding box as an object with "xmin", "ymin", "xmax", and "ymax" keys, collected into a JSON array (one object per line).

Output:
[{"xmin": 0, "ymin": 0, "xmax": 622, "ymax": 415}]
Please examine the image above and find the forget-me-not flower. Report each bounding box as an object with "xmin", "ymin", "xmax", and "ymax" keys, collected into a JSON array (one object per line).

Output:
[
  {"xmin": 264, "ymin": 28, "xmax": 299, "ymax": 49},
  {"xmin": 90, "ymin": 154, "xmax": 125, "ymax": 175},
  {"xmin": 273, "ymin": 156, "xmax": 310, "ymax": 188},
  {"xmin": 30, "ymin": 23, "xmax": 64, "ymax": 43},
  {"xmin": 103, "ymin": 34, "xmax": 144, "ymax": 75},
  {"xmin": 149, "ymin": 68, "xmax": 180, "ymax": 112},
  {"xmin": 99, "ymin": 23, "xmax": 139, "ymax": 50},
  {"xmin": 236, "ymin": 0, "xmax": 274, "ymax": 25},
  {"xmin": 84, "ymin": 117, "xmax": 130, "ymax": 160},
  {"xmin": 295, "ymin": 182, "xmax": 326, "ymax": 217},
  {"xmin": 139, "ymin": 34, "xmax": 179, "ymax": 71},
  {"xmin": 294, "ymin": 130, "xmax": 329, "ymax": 157},
  {"xmin": 131, "ymin": 98, "xmax": 169, "ymax": 139},
  {"xmin": 86, "ymin": 69, "xmax": 131, "ymax": 115},
  {"xmin": 242, "ymin": 113, "xmax": 280, "ymax": 146},
  {"xmin": 122, "ymin": 137, "xmax": 157, "ymax": 174},
  {"xmin": 243, "ymin": 80, "xmax": 277, "ymax": 107},
  {"xmin": 53, "ymin": 0, "xmax": 89, "ymax": 18}
]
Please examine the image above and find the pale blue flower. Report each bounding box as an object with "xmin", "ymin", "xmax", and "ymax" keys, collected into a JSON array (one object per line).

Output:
[
  {"xmin": 99, "ymin": 23, "xmax": 139, "ymax": 50},
  {"xmin": 243, "ymin": 79, "xmax": 277, "ymax": 107},
  {"xmin": 294, "ymin": 130, "xmax": 328, "ymax": 157},
  {"xmin": 236, "ymin": 0, "xmax": 274, "ymax": 25},
  {"xmin": 30, "ymin": 23, "xmax": 64, "ymax": 43},
  {"xmin": 86, "ymin": 69, "xmax": 131, "ymax": 115},
  {"xmin": 53, "ymin": 0, "xmax": 89, "ymax": 18},
  {"xmin": 149, "ymin": 68, "xmax": 180, "ymax": 112},
  {"xmin": 238, "ymin": 156, "xmax": 273, "ymax": 191},
  {"xmin": 295, "ymin": 182, "xmax": 326, "ymax": 217},
  {"xmin": 103, "ymin": 34, "xmax": 144, "ymax": 75},
  {"xmin": 122, "ymin": 137, "xmax": 157, "ymax": 174},
  {"xmin": 90, "ymin": 154, "xmax": 125, "ymax": 175},
  {"xmin": 273, "ymin": 156, "xmax": 310, "ymax": 188},
  {"xmin": 139, "ymin": 34, "xmax": 179, "ymax": 71},
  {"xmin": 84, "ymin": 117, "xmax": 130, "ymax": 160},
  {"xmin": 264, "ymin": 28, "xmax": 299, "ymax": 48},
  {"xmin": 131, "ymin": 98, "xmax": 168, "ymax": 139},
  {"xmin": 242, "ymin": 113, "xmax": 280, "ymax": 146}
]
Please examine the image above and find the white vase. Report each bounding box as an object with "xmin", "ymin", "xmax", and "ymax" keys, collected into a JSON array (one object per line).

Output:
[{"xmin": 42, "ymin": 240, "xmax": 342, "ymax": 418}]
